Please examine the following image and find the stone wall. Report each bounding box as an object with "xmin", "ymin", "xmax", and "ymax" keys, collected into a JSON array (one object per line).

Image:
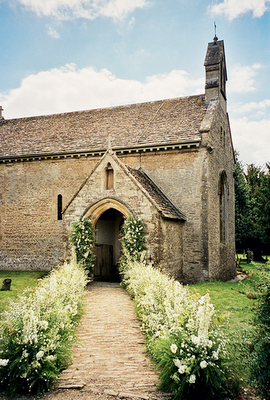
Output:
[{"xmin": 0, "ymin": 104, "xmax": 235, "ymax": 282}]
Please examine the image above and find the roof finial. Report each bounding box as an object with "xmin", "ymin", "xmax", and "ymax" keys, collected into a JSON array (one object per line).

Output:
[
  {"xmin": 0, "ymin": 106, "xmax": 4, "ymax": 120},
  {"xmin": 213, "ymin": 22, "xmax": 218, "ymax": 43},
  {"xmin": 107, "ymin": 135, "xmax": 115, "ymax": 152}
]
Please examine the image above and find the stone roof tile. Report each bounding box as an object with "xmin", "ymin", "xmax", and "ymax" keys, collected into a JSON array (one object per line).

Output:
[
  {"xmin": 0, "ymin": 95, "xmax": 207, "ymax": 158},
  {"xmin": 127, "ymin": 166, "xmax": 186, "ymax": 221}
]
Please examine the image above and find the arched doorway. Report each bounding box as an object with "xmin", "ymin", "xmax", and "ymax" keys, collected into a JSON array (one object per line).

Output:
[
  {"xmin": 94, "ymin": 208, "xmax": 124, "ymax": 282},
  {"xmin": 85, "ymin": 199, "xmax": 132, "ymax": 282}
]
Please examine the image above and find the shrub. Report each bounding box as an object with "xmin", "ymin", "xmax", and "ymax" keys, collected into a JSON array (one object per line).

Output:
[
  {"xmin": 119, "ymin": 216, "xmax": 146, "ymax": 273},
  {"xmin": 249, "ymin": 262, "xmax": 270, "ymax": 399},
  {"xmin": 70, "ymin": 216, "xmax": 95, "ymax": 274},
  {"xmin": 0, "ymin": 261, "xmax": 88, "ymax": 395},
  {"xmin": 122, "ymin": 259, "xmax": 231, "ymax": 400},
  {"xmin": 119, "ymin": 215, "xmax": 233, "ymax": 399}
]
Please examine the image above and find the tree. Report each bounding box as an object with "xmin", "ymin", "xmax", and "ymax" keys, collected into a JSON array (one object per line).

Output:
[
  {"xmin": 235, "ymin": 155, "xmax": 270, "ymax": 260},
  {"xmin": 234, "ymin": 152, "xmax": 250, "ymax": 249}
]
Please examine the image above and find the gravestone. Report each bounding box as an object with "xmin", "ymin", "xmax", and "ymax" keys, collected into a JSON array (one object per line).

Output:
[{"xmin": 1, "ymin": 278, "xmax": 12, "ymax": 290}]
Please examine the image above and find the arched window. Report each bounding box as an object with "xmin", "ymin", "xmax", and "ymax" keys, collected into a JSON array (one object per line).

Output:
[
  {"xmin": 105, "ymin": 163, "xmax": 114, "ymax": 190},
  {"xmin": 57, "ymin": 194, "xmax": 63, "ymax": 221},
  {"xmin": 219, "ymin": 172, "xmax": 228, "ymax": 244}
]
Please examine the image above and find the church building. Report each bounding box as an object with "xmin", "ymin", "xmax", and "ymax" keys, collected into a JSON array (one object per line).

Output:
[{"xmin": 0, "ymin": 37, "xmax": 236, "ymax": 283}]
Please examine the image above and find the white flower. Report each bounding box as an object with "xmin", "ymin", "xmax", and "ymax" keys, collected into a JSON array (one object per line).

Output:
[
  {"xmin": 200, "ymin": 360, "xmax": 208, "ymax": 369},
  {"xmin": 189, "ymin": 374, "xmax": 196, "ymax": 384},
  {"xmin": 0, "ymin": 359, "xmax": 9, "ymax": 367},
  {"xmin": 173, "ymin": 358, "xmax": 181, "ymax": 368},
  {"xmin": 212, "ymin": 351, "xmax": 219, "ymax": 360},
  {"xmin": 22, "ymin": 350, "xmax": 29, "ymax": 358},
  {"xmin": 31, "ymin": 360, "xmax": 40, "ymax": 368},
  {"xmin": 170, "ymin": 344, "xmax": 178, "ymax": 354},
  {"xmin": 178, "ymin": 364, "xmax": 187, "ymax": 374},
  {"xmin": 36, "ymin": 351, "xmax": 44, "ymax": 360},
  {"xmin": 191, "ymin": 335, "xmax": 200, "ymax": 345},
  {"xmin": 46, "ymin": 355, "xmax": 56, "ymax": 362}
]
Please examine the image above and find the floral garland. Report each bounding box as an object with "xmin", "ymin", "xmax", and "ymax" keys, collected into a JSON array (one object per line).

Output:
[
  {"xmin": 119, "ymin": 216, "xmax": 146, "ymax": 272},
  {"xmin": 70, "ymin": 216, "xmax": 95, "ymax": 274}
]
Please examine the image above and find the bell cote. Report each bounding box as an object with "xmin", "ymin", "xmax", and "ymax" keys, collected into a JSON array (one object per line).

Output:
[{"xmin": 204, "ymin": 36, "xmax": 227, "ymax": 111}]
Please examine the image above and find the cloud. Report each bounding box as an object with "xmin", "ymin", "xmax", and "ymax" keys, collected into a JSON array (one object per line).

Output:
[
  {"xmin": 231, "ymin": 117, "xmax": 270, "ymax": 165},
  {"xmin": 0, "ymin": 64, "xmax": 204, "ymax": 120},
  {"xmin": 15, "ymin": 0, "xmax": 148, "ymax": 21},
  {"xmin": 227, "ymin": 63, "xmax": 262, "ymax": 93},
  {"xmin": 46, "ymin": 24, "xmax": 60, "ymax": 38},
  {"xmin": 209, "ymin": 0, "xmax": 270, "ymax": 20},
  {"xmin": 234, "ymin": 99, "xmax": 270, "ymax": 114}
]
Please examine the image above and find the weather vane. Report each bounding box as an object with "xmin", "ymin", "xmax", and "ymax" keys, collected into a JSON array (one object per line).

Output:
[{"xmin": 213, "ymin": 21, "xmax": 218, "ymax": 42}]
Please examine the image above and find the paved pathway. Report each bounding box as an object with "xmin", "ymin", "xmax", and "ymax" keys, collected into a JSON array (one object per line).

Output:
[{"xmin": 56, "ymin": 282, "xmax": 171, "ymax": 400}]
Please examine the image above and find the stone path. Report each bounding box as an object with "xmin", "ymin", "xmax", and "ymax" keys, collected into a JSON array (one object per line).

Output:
[{"xmin": 55, "ymin": 282, "xmax": 171, "ymax": 400}]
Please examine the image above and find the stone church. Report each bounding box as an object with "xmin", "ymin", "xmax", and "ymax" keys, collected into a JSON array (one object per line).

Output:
[{"xmin": 0, "ymin": 37, "xmax": 236, "ymax": 283}]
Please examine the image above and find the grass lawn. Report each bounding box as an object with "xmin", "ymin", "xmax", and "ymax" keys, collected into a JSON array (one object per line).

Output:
[
  {"xmin": 191, "ymin": 259, "xmax": 267, "ymax": 333},
  {"xmin": 0, "ymin": 270, "xmax": 49, "ymax": 315}
]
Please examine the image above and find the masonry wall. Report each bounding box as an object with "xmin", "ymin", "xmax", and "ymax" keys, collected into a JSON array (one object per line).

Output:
[
  {"xmin": 0, "ymin": 157, "xmax": 98, "ymax": 270},
  {"xmin": 201, "ymin": 101, "xmax": 236, "ymax": 281},
  {"xmin": 119, "ymin": 148, "xmax": 209, "ymax": 283},
  {"xmin": 0, "ymin": 113, "xmax": 235, "ymax": 282},
  {"xmin": 62, "ymin": 154, "xmax": 173, "ymax": 273}
]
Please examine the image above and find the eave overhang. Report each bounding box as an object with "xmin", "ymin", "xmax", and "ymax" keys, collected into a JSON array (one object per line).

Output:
[{"xmin": 0, "ymin": 139, "xmax": 201, "ymax": 164}]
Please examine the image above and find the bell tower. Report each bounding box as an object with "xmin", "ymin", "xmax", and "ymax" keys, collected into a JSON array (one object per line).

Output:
[{"xmin": 204, "ymin": 34, "xmax": 227, "ymax": 111}]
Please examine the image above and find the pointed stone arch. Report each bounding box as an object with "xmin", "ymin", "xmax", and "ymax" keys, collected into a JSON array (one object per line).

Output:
[
  {"xmin": 85, "ymin": 198, "xmax": 133, "ymax": 227},
  {"xmin": 84, "ymin": 198, "xmax": 133, "ymax": 282}
]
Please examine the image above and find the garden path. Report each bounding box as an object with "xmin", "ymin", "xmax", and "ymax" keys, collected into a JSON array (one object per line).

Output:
[{"xmin": 51, "ymin": 282, "xmax": 171, "ymax": 400}]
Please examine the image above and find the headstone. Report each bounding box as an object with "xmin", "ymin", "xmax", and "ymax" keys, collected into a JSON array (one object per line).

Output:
[{"xmin": 1, "ymin": 278, "xmax": 12, "ymax": 290}]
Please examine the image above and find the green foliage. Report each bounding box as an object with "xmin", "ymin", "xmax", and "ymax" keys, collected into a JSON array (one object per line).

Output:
[
  {"xmin": 0, "ymin": 261, "xmax": 88, "ymax": 396},
  {"xmin": 234, "ymin": 152, "xmax": 250, "ymax": 247},
  {"xmin": 249, "ymin": 262, "xmax": 270, "ymax": 399},
  {"xmin": 119, "ymin": 216, "xmax": 146, "ymax": 272},
  {"xmin": 235, "ymin": 152, "xmax": 270, "ymax": 259},
  {"xmin": 0, "ymin": 271, "xmax": 48, "ymax": 315},
  {"xmin": 70, "ymin": 216, "xmax": 95, "ymax": 273}
]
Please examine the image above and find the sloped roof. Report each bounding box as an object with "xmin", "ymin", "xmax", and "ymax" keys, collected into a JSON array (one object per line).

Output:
[
  {"xmin": 126, "ymin": 166, "xmax": 186, "ymax": 221},
  {"xmin": 0, "ymin": 95, "xmax": 207, "ymax": 158}
]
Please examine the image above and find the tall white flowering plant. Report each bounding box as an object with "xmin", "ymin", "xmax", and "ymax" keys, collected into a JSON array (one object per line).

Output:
[
  {"xmin": 0, "ymin": 261, "xmax": 88, "ymax": 396},
  {"xmin": 70, "ymin": 216, "xmax": 95, "ymax": 274},
  {"xmin": 119, "ymin": 216, "xmax": 232, "ymax": 399},
  {"xmin": 119, "ymin": 216, "xmax": 146, "ymax": 273},
  {"xmin": 122, "ymin": 260, "xmax": 232, "ymax": 400}
]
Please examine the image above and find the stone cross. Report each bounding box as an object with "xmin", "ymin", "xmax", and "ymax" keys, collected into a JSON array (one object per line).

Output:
[{"xmin": 107, "ymin": 135, "xmax": 115, "ymax": 151}]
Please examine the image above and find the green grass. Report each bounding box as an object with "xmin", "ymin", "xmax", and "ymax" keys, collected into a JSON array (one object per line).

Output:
[
  {"xmin": 190, "ymin": 260, "xmax": 269, "ymax": 387},
  {"xmin": 190, "ymin": 260, "xmax": 266, "ymax": 333},
  {"xmin": 0, "ymin": 271, "xmax": 49, "ymax": 315}
]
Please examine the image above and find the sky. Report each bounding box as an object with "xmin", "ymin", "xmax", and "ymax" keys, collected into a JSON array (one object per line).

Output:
[{"xmin": 0, "ymin": 0, "xmax": 269, "ymax": 166}]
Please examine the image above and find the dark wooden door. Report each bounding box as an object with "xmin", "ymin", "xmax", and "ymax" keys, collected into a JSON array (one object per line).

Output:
[{"xmin": 94, "ymin": 244, "xmax": 113, "ymax": 281}]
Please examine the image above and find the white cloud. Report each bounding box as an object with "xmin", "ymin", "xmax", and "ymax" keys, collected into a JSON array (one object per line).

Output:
[
  {"xmin": 227, "ymin": 63, "xmax": 262, "ymax": 93},
  {"xmin": 234, "ymin": 99, "xmax": 270, "ymax": 114},
  {"xmin": 209, "ymin": 0, "xmax": 270, "ymax": 20},
  {"xmin": 231, "ymin": 117, "xmax": 270, "ymax": 165},
  {"xmin": 0, "ymin": 64, "xmax": 204, "ymax": 119},
  {"xmin": 46, "ymin": 24, "xmax": 60, "ymax": 38},
  {"xmin": 15, "ymin": 0, "xmax": 148, "ymax": 20}
]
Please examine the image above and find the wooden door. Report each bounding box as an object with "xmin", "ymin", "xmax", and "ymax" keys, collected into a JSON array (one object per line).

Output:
[{"xmin": 94, "ymin": 244, "xmax": 113, "ymax": 281}]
